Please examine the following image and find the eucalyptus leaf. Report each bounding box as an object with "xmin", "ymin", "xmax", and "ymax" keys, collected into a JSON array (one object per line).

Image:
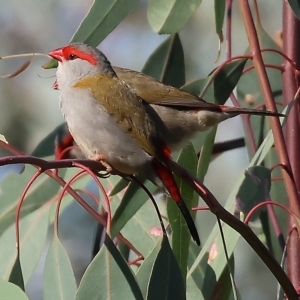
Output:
[
  {"xmin": 0, "ymin": 206, "xmax": 49, "ymax": 284},
  {"xmin": 147, "ymin": 0, "xmax": 202, "ymax": 34},
  {"xmin": 8, "ymin": 256, "xmax": 24, "ymax": 291},
  {"xmin": 167, "ymin": 143, "xmax": 198, "ymax": 283},
  {"xmin": 136, "ymin": 237, "xmax": 162, "ymax": 298},
  {"xmin": 142, "ymin": 34, "xmax": 185, "ymax": 87},
  {"xmin": 111, "ymin": 180, "xmax": 156, "ymax": 239},
  {"xmin": 236, "ymin": 166, "xmax": 271, "ymax": 219},
  {"xmin": 43, "ymin": 236, "xmax": 77, "ymax": 300},
  {"xmin": 146, "ymin": 236, "xmax": 185, "ymax": 300},
  {"xmin": 44, "ymin": 0, "xmax": 139, "ymax": 69},
  {"xmin": 0, "ymin": 279, "xmax": 29, "ymax": 300},
  {"xmin": 75, "ymin": 235, "xmax": 143, "ymax": 300},
  {"xmin": 187, "ymin": 112, "xmax": 287, "ymax": 298},
  {"xmin": 214, "ymin": 0, "xmax": 225, "ymax": 41},
  {"xmin": 287, "ymin": 0, "xmax": 300, "ymax": 20},
  {"xmin": 182, "ymin": 58, "xmax": 248, "ymax": 104},
  {"xmin": 32, "ymin": 123, "xmax": 66, "ymax": 157},
  {"xmin": 0, "ymin": 165, "xmax": 61, "ymax": 237}
]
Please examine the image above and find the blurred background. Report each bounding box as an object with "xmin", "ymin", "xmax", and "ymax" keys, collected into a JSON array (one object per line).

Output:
[{"xmin": 0, "ymin": 0, "xmax": 282, "ymax": 299}]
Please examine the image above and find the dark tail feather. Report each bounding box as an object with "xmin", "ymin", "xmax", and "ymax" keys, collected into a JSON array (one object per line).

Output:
[
  {"xmin": 220, "ymin": 105, "xmax": 285, "ymax": 117},
  {"xmin": 152, "ymin": 159, "xmax": 200, "ymax": 245},
  {"xmin": 175, "ymin": 198, "xmax": 200, "ymax": 246}
]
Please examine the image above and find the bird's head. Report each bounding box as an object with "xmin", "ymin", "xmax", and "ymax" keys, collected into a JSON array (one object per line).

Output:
[{"xmin": 48, "ymin": 42, "xmax": 115, "ymax": 88}]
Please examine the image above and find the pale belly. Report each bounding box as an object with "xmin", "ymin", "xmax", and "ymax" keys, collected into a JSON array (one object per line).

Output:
[{"xmin": 60, "ymin": 88, "xmax": 152, "ymax": 176}]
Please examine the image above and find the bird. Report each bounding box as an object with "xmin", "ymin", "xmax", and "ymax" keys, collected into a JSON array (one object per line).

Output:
[
  {"xmin": 48, "ymin": 43, "xmax": 282, "ymax": 245},
  {"xmin": 52, "ymin": 49, "xmax": 283, "ymax": 152}
]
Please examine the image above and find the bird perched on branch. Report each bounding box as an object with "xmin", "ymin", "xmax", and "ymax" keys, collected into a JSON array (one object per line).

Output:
[{"xmin": 49, "ymin": 42, "xmax": 282, "ymax": 245}]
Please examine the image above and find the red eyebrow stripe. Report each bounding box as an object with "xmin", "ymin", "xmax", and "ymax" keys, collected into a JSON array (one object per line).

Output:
[{"xmin": 63, "ymin": 46, "xmax": 97, "ymax": 65}]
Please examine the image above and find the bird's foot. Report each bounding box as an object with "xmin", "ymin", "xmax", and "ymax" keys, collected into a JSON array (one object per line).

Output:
[{"xmin": 92, "ymin": 154, "xmax": 113, "ymax": 173}]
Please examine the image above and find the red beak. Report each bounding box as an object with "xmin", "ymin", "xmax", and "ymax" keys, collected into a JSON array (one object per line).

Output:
[{"xmin": 48, "ymin": 48, "xmax": 64, "ymax": 62}]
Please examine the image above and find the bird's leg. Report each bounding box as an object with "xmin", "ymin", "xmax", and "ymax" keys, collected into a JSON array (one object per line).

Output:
[{"xmin": 92, "ymin": 154, "xmax": 113, "ymax": 173}]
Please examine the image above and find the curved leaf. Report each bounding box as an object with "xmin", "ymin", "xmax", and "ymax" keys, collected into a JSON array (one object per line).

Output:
[
  {"xmin": 181, "ymin": 77, "xmax": 210, "ymax": 98},
  {"xmin": 142, "ymin": 34, "xmax": 185, "ymax": 87},
  {"xmin": 44, "ymin": 0, "xmax": 139, "ymax": 69},
  {"xmin": 75, "ymin": 235, "xmax": 143, "ymax": 300},
  {"xmin": 0, "ymin": 206, "xmax": 49, "ymax": 284},
  {"xmin": 136, "ymin": 238, "xmax": 162, "ymax": 298},
  {"xmin": 8, "ymin": 256, "xmax": 24, "ymax": 291},
  {"xmin": 72, "ymin": 0, "xmax": 139, "ymax": 46},
  {"xmin": 0, "ymin": 164, "xmax": 24, "ymax": 183},
  {"xmin": 32, "ymin": 123, "xmax": 66, "ymax": 157},
  {"xmin": 214, "ymin": 0, "xmax": 225, "ymax": 41},
  {"xmin": 167, "ymin": 143, "xmax": 198, "ymax": 283},
  {"xmin": 0, "ymin": 165, "xmax": 63, "ymax": 237},
  {"xmin": 236, "ymin": 166, "xmax": 271, "ymax": 219},
  {"xmin": 287, "ymin": 0, "xmax": 300, "ymax": 20},
  {"xmin": 182, "ymin": 58, "xmax": 248, "ymax": 104},
  {"xmin": 0, "ymin": 279, "xmax": 29, "ymax": 300},
  {"xmin": 147, "ymin": 0, "xmax": 202, "ymax": 34},
  {"xmin": 110, "ymin": 177, "xmax": 130, "ymax": 196},
  {"xmin": 146, "ymin": 235, "xmax": 185, "ymax": 300},
  {"xmin": 187, "ymin": 112, "xmax": 287, "ymax": 299},
  {"xmin": 43, "ymin": 236, "xmax": 77, "ymax": 300},
  {"xmin": 111, "ymin": 180, "xmax": 156, "ymax": 238},
  {"xmin": 110, "ymin": 180, "xmax": 161, "ymax": 256},
  {"xmin": 213, "ymin": 58, "xmax": 248, "ymax": 104}
]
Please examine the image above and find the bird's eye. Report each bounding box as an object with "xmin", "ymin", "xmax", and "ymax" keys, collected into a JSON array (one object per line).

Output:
[{"xmin": 68, "ymin": 54, "xmax": 78, "ymax": 60}]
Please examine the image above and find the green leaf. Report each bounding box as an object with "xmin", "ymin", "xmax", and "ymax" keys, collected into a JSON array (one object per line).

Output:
[
  {"xmin": 32, "ymin": 123, "xmax": 66, "ymax": 157},
  {"xmin": 72, "ymin": 0, "xmax": 139, "ymax": 46},
  {"xmin": 142, "ymin": 34, "xmax": 185, "ymax": 87},
  {"xmin": 197, "ymin": 126, "xmax": 217, "ymax": 181},
  {"xmin": 0, "ymin": 206, "xmax": 49, "ymax": 284},
  {"xmin": 121, "ymin": 202, "xmax": 161, "ymax": 256},
  {"xmin": 187, "ymin": 245, "xmax": 207, "ymax": 291},
  {"xmin": 0, "ymin": 165, "xmax": 63, "ymax": 237},
  {"xmin": 0, "ymin": 278, "xmax": 29, "ymax": 300},
  {"xmin": 146, "ymin": 235, "xmax": 185, "ymax": 300},
  {"xmin": 75, "ymin": 235, "xmax": 143, "ymax": 300},
  {"xmin": 187, "ymin": 112, "xmax": 287, "ymax": 299},
  {"xmin": 8, "ymin": 256, "xmax": 24, "ymax": 291},
  {"xmin": 43, "ymin": 236, "xmax": 77, "ymax": 300},
  {"xmin": 0, "ymin": 164, "xmax": 24, "ymax": 183},
  {"xmin": 214, "ymin": 0, "xmax": 225, "ymax": 41},
  {"xmin": 213, "ymin": 58, "xmax": 248, "ymax": 105},
  {"xmin": 167, "ymin": 143, "xmax": 198, "ymax": 283},
  {"xmin": 182, "ymin": 58, "xmax": 248, "ymax": 104},
  {"xmin": 44, "ymin": 0, "xmax": 139, "ymax": 69},
  {"xmin": 210, "ymin": 255, "xmax": 235, "ymax": 300},
  {"xmin": 287, "ymin": 0, "xmax": 300, "ymax": 20},
  {"xmin": 147, "ymin": 0, "xmax": 202, "ymax": 34},
  {"xmin": 110, "ymin": 177, "xmax": 130, "ymax": 196},
  {"xmin": 181, "ymin": 77, "xmax": 211, "ymax": 98},
  {"xmin": 95, "ymin": 174, "xmax": 160, "ymax": 252},
  {"xmin": 136, "ymin": 238, "xmax": 162, "ymax": 298},
  {"xmin": 186, "ymin": 276, "xmax": 204, "ymax": 300},
  {"xmin": 111, "ymin": 180, "xmax": 156, "ymax": 238},
  {"xmin": 236, "ymin": 166, "xmax": 271, "ymax": 218}
]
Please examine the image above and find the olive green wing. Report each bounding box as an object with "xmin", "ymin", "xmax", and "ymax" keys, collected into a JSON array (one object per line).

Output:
[
  {"xmin": 114, "ymin": 67, "xmax": 221, "ymax": 111},
  {"xmin": 77, "ymin": 75, "xmax": 160, "ymax": 157}
]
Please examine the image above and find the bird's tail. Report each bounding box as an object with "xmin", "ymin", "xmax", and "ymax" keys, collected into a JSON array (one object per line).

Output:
[
  {"xmin": 220, "ymin": 105, "xmax": 284, "ymax": 117},
  {"xmin": 152, "ymin": 158, "xmax": 200, "ymax": 246}
]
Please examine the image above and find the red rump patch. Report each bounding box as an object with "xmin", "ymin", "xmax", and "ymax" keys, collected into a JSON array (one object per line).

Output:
[
  {"xmin": 55, "ymin": 132, "xmax": 74, "ymax": 160},
  {"xmin": 152, "ymin": 159, "xmax": 181, "ymax": 203},
  {"xmin": 62, "ymin": 46, "xmax": 98, "ymax": 65},
  {"xmin": 162, "ymin": 146, "xmax": 171, "ymax": 158}
]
